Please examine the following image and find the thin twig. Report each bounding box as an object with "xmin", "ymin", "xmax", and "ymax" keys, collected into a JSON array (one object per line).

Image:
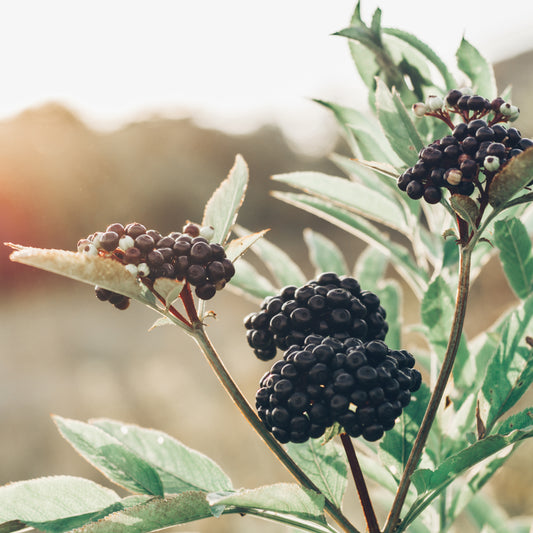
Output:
[
  {"xmin": 383, "ymin": 246, "xmax": 472, "ymax": 533},
  {"xmin": 340, "ymin": 433, "xmax": 380, "ymax": 533},
  {"xmin": 192, "ymin": 326, "xmax": 361, "ymax": 533}
]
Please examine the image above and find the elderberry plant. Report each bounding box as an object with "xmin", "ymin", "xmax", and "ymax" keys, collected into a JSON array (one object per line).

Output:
[{"xmin": 2, "ymin": 3, "xmax": 533, "ymax": 533}]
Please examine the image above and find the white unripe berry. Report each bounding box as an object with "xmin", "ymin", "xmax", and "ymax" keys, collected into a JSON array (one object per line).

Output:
[
  {"xmin": 412, "ymin": 102, "xmax": 427, "ymax": 118},
  {"xmin": 92, "ymin": 232, "xmax": 104, "ymax": 249},
  {"xmin": 199, "ymin": 225, "xmax": 215, "ymax": 241},
  {"xmin": 446, "ymin": 169, "xmax": 463, "ymax": 186},
  {"xmin": 124, "ymin": 264, "xmax": 138, "ymax": 276},
  {"xmin": 484, "ymin": 156, "xmax": 500, "ymax": 172},
  {"xmin": 509, "ymin": 106, "xmax": 520, "ymax": 122},
  {"xmin": 426, "ymin": 95, "xmax": 444, "ymax": 112},
  {"xmin": 77, "ymin": 239, "xmax": 91, "ymax": 253},
  {"xmin": 119, "ymin": 235, "xmax": 135, "ymax": 250},
  {"xmin": 459, "ymin": 86, "xmax": 474, "ymax": 96},
  {"xmin": 499, "ymin": 102, "xmax": 518, "ymax": 117},
  {"xmin": 137, "ymin": 263, "xmax": 150, "ymax": 277},
  {"xmin": 80, "ymin": 243, "xmax": 98, "ymax": 256}
]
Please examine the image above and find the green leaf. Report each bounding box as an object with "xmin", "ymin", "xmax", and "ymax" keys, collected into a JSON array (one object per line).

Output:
[
  {"xmin": 412, "ymin": 427, "xmax": 533, "ymax": 495},
  {"xmin": 303, "ymin": 228, "xmax": 349, "ymax": 277},
  {"xmin": 69, "ymin": 492, "xmax": 215, "ymax": 533},
  {"xmin": 272, "ymin": 171, "xmax": 410, "ymax": 234},
  {"xmin": 381, "ymin": 28, "xmax": 456, "ymax": 90},
  {"xmin": 271, "ymin": 191, "xmax": 427, "ymax": 299},
  {"xmin": 6, "ymin": 246, "xmax": 156, "ymax": 307},
  {"xmin": 224, "ymin": 229, "xmax": 269, "ymax": 262},
  {"xmin": 0, "ymin": 476, "xmax": 120, "ymax": 524},
  {"xmin": 495, "ymin": 407, "xmax": 533, "ymax": 435},
  {"xmin": 379, "ymin": 383, "xmax": 431, "ymax": 481},
  {"xmin": 228, "ymin": 257, "xmax": 277, "ymax": 301},
  {"xmin": 493, "ymin": 217, "xmax": 533, "ymax": 299},
  {"xmin": 54, "ymin": 416, "xmax": 164, "ymax": 497},
  {"xmin": 378, "ymin": 280, "xmax": 402, "ymax": 350},
  {"xmin": 207, "ymin": 483, "xmax": 325, "ymax": 523},
  {"xmin": 233, "ymin": 225, "xmax": 307, "ymax": 287},
  {"xmin": 354, "ymin": 245, "xmax": 389, "ymax": 293},
  {"xmin": 489, "ymin": 147, "xmax": 533, "ymax": 208},
  {"xmin": 456, "ymin": 38, "xmax": 497, "ymax": 99},
  {"xmin": 375, "ymin": 79, "xmax": 424, "ymax": 167},
  {"xmin": 406, "ymin": 427, "xmax": 533, "ymax": 531},
  {"xmin": 421, "ymin": 276, "xmax": 469, "ymax": 364},
  {"xmin": 202, "ymin": 154, "xmax": 248, "ymax": 245},
  {"xmin": 91, "ymin": 419, "xmax": 233, "ymax": 494},
  {"xmin": 454, "ymin": 330, "xmax": 499, "ymax": 396},
  {"xmin": 478, "ymin": 295, "xmax": 533, "ymax": 433},
  {"xmin": 450, "ymin": 194, "xmax": 479, "ymax": 228},
  {"xmin": 285, "ymin": 439, "xmax": 347, "ymax": 508}
]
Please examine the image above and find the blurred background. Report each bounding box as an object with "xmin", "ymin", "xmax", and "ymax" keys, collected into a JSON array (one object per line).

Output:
[{"xmin": 1, "ymin": 1, "xmax": 532, "ymax": 531}]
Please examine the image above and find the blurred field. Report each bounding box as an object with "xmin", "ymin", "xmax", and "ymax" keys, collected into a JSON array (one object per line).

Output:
[{"xmin": 1, "ymin": 52, "xmax": 533, "ymax": 532}]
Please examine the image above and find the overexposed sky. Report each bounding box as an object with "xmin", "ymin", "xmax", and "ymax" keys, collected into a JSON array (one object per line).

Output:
[{"xmin": 0, "ymin": 1, "xmax": 532, "ymax": 150}]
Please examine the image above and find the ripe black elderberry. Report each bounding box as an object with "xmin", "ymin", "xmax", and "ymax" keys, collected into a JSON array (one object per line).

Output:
[
  {"xmin": 244, "ymin": 272, "xmax": 388, "ymax": 361},
  {"xmin": 77, "ymin": 222, "xmax": 235, "ymax": 309},
  {"xmin": 255, "ymin": 334, "xmax": 421, "ymax": 444},
  {"xmin": 403, "ymin": 89, "xmax": 531, "ymax": 204}
]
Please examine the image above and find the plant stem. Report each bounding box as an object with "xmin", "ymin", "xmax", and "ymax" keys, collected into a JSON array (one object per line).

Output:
[
  {"xmin": 340, "ymin": 433, "xmax": 380, "ymax": 533},
  {"xmin": 383, "ymin": 245, "xmax": 472, "ymax": 533},
  {"xmin": 191, "ymin": 325, "xmax": 361, "ymax": 533}
]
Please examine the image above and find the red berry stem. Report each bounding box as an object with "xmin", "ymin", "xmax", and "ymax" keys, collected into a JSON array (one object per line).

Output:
[
  {"xmin": 142, "ymin": 279, "xmax": 192, "ymax": 328},
  {"xmin": 340, "ymin": 433, "xmax": 380, "ymax": 533},
  {"xmin": 180, "ymin": 281, "xmax": 201, "ymax": 325}
]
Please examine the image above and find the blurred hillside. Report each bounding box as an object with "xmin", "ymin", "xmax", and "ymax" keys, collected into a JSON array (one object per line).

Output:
[{"xmin": 1, "ymin": 51, "xmax": 533, "ymax": 532}]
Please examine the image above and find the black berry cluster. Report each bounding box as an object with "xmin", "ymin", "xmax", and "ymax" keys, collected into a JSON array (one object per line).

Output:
[
  {"xmin": 77, "ymin": 222, "xmax": 235, "ymax": 308},
  {"xmin": 402, "ymin": 89, "xmax": 532, "ymax": 204},
  {"xmin": 256, "ymin": 334, "xmax": 421, "ymax": 443},
  {"xmin": 244, "ymin": 272, "xmax": 388, "ymax": 361}
]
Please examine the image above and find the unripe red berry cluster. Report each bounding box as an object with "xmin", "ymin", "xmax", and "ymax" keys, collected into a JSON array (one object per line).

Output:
[
  {"xmin": 402, "ymin": 89, "xmax": 532, "ymax": 204},
  {"xmin": 77, "ymin": 222, "xmax": 235, "ymax": 309}
]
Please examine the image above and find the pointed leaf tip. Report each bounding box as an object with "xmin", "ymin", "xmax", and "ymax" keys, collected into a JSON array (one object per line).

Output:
[{"xmin": 202, "ymin": 154, "xmax": 249, "ymax": 246}]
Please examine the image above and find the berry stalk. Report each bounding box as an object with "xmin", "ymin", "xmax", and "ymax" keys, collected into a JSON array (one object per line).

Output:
[
  {"xmin": 191, "ymin": 325, "xmax": 361, "ymax": 533},
  {"xmin": 340, "ymin": 433, "xmax": 380, "ymax": 533},
  {"xmin": 383, "ymin": 246, "xmax": 472, "ymax": 533}
]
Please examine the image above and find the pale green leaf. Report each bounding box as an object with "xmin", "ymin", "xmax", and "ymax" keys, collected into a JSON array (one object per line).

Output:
[
  {"xmin": 272, "ymin": 171, "xmax": 410, "ymax": 234},
  {"xmin": 493, "ymin": 217, "xmax": 533, "ymax": 299},
  {"xmin": 91, "ymin": 419, "xmax": 233, "ymax": 494},
  {"xmin": 303, "ymin": 229, "xmax": 349, "ymax": 277},
  {"xmin": 202, "ymin": 154, "xmax": 248, "ymax": 245},
  {"xmin": 271, "ymin": 191, "xmax": 427, "ymax": 299},
  {"xmin": 7, "ymin": 246, "xmax": 155, "ymax": 306},
  {"xmin": 478, "ymin": 295, "xmax": 533, "ymax": 433},
  {"xmin": 456, "ymin": 38, "xmax": 497, "ymax": 99},
  {"xmin": 228, "ymin": 257, "xmax": 277, "ymax": 301},
  {"xmin": 286, "ymin": 439, "xmax": 347, "ymax": 508},
  {"xmin": 54, "ymin": 416, "xmax": 164, "ymax": 497},
  {"xmin": 375, "ymin": 80, "xmax": 424, "ymax": 167},
  {"xmin": 0, "ymin": 476, "xmax": 120, "ymax": 523},
  {"xmin": 207, "ymin": 483, "xmax": 325, "ymax": 523},
  {"xmin": 233, "ymin": 225, "xmax": 307, "ymax": 287},
  {"xmin": 224, "ymin": 229, "xmax": 269, "ymax": 262}
]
